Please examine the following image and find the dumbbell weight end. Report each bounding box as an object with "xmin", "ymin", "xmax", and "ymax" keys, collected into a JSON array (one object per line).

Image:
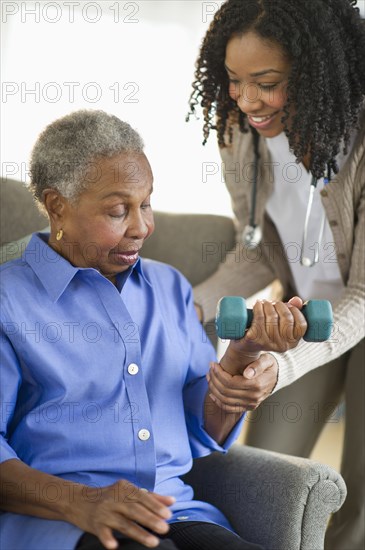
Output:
[{"xmin": 216, "ymin": 297, "xmax": 333, "ymax": 342}]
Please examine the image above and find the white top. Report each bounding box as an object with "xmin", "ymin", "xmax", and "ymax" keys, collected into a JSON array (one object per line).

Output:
[{"xmin": 265, "ymin": 132, "xmax": 354, "ymax": 304}]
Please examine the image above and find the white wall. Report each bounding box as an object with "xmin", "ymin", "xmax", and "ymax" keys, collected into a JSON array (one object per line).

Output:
[
  {"xmin": 2, "ymin": 0, "xmax": 364, "ymax": 215},
  {"xmin": 1, "ymin": 0, "xmax": 232, "ymax": 215}
]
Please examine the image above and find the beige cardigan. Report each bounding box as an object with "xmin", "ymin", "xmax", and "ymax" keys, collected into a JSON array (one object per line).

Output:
[{"xmin": 194, "ymin": 111, "xmax": 365, "ymax": 392}]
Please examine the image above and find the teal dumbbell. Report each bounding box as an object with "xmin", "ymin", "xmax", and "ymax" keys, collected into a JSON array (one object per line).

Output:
[{"xmin": 215, "ymin": 296, "xmax": 333, "ymax": 342}]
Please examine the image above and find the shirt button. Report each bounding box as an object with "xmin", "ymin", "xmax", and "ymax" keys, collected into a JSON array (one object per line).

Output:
[
  {"xmin": 127, "ymin": 363, "xmax": 139, "ymax": 375},
  {"xmin": 337, "ymin": 253, "xmax": 346, "ymax": 260},
  {"xmin": 320, "ymin": 189, "xmax": 328, "ymax": 197},
  {"xmin": 329, "ymin": 220, "xmax": 338, "ymax": 227},
  {"xmin": 177, "ymin": 516, "xmax": 189, "ymax": 520},
  {"xmin": 138, "ymin": 429, "xmax": 150, "ymax": 441}
]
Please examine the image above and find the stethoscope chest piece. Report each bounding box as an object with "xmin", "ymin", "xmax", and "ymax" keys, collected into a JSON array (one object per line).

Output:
[
  {"xmin": 300, "ymin": 256, "xmax": 314, "ymax": 268},
  {"xmin": 242, "ymin": 224, "xmax": 262, "ymax": 249}
]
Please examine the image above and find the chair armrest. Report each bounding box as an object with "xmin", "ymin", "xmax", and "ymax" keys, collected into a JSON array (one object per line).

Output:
[{"xmin": 183, "ymin": 444, "xmax": 346, "ymax": 550}]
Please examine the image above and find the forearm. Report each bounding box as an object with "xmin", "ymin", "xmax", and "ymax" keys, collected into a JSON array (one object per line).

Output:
[
  {"xmin": 203, "ymin": 347, "xmax": 262, "ymax": 446},
  {"xmin": 0, "ymin": 459, "xmax": 176, "ymax": 549},
  {"xmin": 220, "ymin": 344, "xmax": 260, "ymax": 375},
  {"xmin": 203, "ymin": 348, "xmax": 270, "ymax": 445},
  {"xmin": 203, "ymin": 392, "xmax": 243, "ymax": 446},
  {"xmin": 0, "ymin": 458, "xmax": 84, "ymax": 523},
  {"xmin": 273, "ymin": 288, "xmax": 365, "ymax": 392}
]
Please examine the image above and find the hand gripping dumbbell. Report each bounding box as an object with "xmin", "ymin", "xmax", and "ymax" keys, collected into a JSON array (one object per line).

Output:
[{"xmin": 215, "ymin": 296, "xmax": 333, "ymax": 342}]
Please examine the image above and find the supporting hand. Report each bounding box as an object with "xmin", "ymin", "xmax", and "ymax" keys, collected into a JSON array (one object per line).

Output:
[
  {"xmin": 207, "ymin": 354, "xmax": 278, "ymax": 413},
  {"xmin": 210, "ymin": 297, "xmax": 305, "ymax": 413}
]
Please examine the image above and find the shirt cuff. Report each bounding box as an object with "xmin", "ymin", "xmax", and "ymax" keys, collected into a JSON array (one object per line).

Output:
[{"xmin": 184, "ymin": 377, "xmax": 245, "ymax": 458}]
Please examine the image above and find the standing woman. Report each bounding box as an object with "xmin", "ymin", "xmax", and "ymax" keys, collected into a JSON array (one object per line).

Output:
[{"xmin": 188, "ymin": 1, "xmax": 365, "ymax": 548}]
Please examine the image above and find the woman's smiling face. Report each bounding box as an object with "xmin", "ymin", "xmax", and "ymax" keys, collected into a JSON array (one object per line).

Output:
[{"xmin": 225, "ymin": 31, "xmax": 292, "ymax": 138}]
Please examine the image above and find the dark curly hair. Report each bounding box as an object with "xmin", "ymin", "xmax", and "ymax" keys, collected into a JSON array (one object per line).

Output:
[{"xmin": 188, "ymin": 0, "xmax": 365, "ymax": 179}]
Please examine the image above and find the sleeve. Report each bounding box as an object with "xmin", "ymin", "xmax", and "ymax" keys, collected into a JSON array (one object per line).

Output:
[
  {"xmin": 182, "ymin": 281, "xmax": 245, "ymax": 457},
  {"xmin": 193, "ymin": 245, "xmax": 275, "ymax": 323},
  {"xmin": 272, "ymin": 168, "xmax": 365, "ymax": 392},
  {"xmin": 0, "ymin": 321, "xmax": 22, "ymax": 464}
]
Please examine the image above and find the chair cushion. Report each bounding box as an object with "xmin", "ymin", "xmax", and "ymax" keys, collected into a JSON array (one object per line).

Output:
[
  {"xmin": 0, "ymin": 232, "xmax": 36, "ymax": 264},
  {"xmin": 142, "ymin": 212, "xmax": 235, "ymax": 286},
  {"xmin": 0, "ymin": 178, "xmax": 49, "ymax": 246}
]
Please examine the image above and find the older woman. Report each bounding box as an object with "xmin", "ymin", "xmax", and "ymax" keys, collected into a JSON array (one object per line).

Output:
[{"xmin": 0, "ymin": 110, "xmax": 306, "ymax": 550}]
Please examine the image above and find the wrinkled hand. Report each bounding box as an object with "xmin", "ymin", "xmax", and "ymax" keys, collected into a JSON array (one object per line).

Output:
[
  {"xmin": 231, "ymin": 297, "xmax": 307, "ymax": 355},
  {"xmin": 206, "ymin": 354, "xmax": 279, "ymax": 413},
  {"xmin": 71, "ymin": 480, "xmax": 175, "ymax": 549}
]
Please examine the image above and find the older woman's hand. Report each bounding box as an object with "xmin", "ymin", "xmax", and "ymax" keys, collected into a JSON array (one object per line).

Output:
[
  {"xmin": 71, "ymin": 480, "xmax": 175, "ymax": 549},
  {"xmin": 233, "ymin": 297, "xmax": 307, "ymax": 355},
  {"xmin": 206, "ymin": 355, "xmax": 278, "ymax": 413},
  {"xmin": 219, "ymin": 296, "xmax": 306, "ymax": 378},
  {"xmin": 210, "ymin": 296, "xmax": 306, "ymax": 412}
]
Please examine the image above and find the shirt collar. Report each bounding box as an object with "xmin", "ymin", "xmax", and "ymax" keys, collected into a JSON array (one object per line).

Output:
[{"xmin": 23, "ymin": 233, "xmax": 149, "ymax": 302}]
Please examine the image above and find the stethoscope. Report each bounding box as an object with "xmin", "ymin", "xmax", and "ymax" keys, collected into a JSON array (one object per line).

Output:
[
  {"xmin": 242, "ymin": 133, "xmax": 331, "ymax": 267},
  {"xmin": 242, "ymin": 131, "xmax": 263, "ymax": 249}
]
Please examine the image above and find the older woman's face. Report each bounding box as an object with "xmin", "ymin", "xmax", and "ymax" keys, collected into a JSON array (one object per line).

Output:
[{"xmin": 57, "ymin": 152, "xmax": 154, "ymax": 282}]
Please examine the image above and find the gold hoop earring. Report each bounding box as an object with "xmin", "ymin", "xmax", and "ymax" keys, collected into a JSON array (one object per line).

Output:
[{"xmin": 56, "ymin": 229, "xmax": 63, "ymax": 241}]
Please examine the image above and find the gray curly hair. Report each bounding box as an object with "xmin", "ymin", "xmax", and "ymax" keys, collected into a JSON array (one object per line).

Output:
[{"xmin": 30, "ymin": 109, "xmax": 144, "ymax": 205}]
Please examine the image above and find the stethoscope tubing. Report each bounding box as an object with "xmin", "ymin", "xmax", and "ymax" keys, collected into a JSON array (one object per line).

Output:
[{"xmin": 243, "ymin": 135, "xmax": 330, "ymax": 267}]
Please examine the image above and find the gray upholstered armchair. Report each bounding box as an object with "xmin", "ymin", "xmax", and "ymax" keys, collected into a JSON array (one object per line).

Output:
[{"xmin": 0, "ymin": 178, "xmax": 346, "ymax": 549}]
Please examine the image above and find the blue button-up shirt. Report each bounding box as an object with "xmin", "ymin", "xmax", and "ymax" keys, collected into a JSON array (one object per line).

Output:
[{"xmin": 0, "ymin": 233, "xmax": 244, "ymax": 550}]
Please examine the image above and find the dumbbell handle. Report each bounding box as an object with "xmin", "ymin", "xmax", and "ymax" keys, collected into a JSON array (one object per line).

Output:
[{"xmin": 215, "ymin": 297, "xmax": 333, "ymax": 342}]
